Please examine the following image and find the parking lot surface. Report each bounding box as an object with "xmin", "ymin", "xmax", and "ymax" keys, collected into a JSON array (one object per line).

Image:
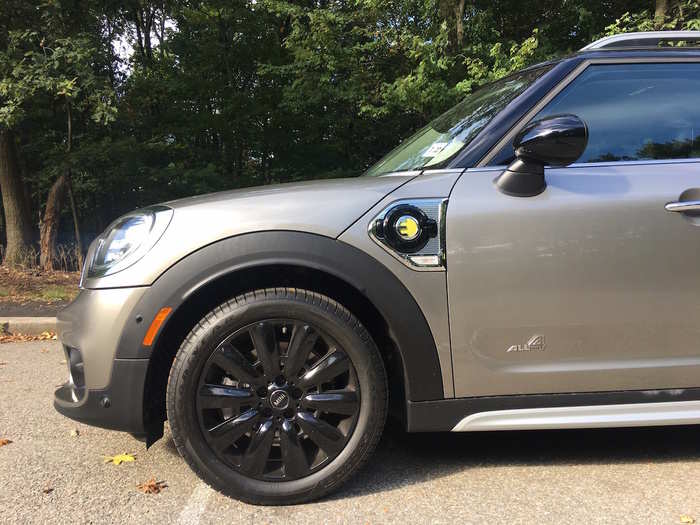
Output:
[{"xmin": 1, "ymin": 340, "xmax": 700, "ymax": 524}]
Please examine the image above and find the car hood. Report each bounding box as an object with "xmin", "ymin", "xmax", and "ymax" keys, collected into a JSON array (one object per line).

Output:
[{"xmin": 85, "ymin": 175, "xmax": 414, "ymax": 288}]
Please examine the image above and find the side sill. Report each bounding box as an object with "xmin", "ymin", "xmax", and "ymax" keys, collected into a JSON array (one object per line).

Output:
[
  {"xmin": 406, "ymin": 387, "xmax": 700, "ymax": 432},
  {"xmin": 452, "ymin": 400, "xmax": 700, "ymax": 431}
]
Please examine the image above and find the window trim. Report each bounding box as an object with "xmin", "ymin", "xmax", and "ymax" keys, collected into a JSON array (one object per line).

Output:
[
  {"xmin": 479, "ymin": 156, "xmax": 700, "ymax": 173},
  {"xmin": 477, "ymin": 57, "xmax": 700, "ymax": 168}
]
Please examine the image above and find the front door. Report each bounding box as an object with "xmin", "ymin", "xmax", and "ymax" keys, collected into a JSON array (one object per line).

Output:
[{"xmin": 447, "ymin": 61, "xmax": 700, "ymax": 398}]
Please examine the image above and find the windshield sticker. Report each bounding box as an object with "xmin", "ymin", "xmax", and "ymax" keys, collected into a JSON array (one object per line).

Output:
[
  {"xmin": 424, "ymin": 141, "xmax": 465, "ymax": 166},
  {"xmin": 422, "ymin": 142, "xmax": 447, "ymax": 157}
]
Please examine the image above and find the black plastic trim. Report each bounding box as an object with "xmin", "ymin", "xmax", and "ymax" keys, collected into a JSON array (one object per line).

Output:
[
  {"xmin": 115, "ymin": 231, "xmax": 444, "ymax": 401},
  {"xmin": 406, "ymin": 387, "xmax": 700, "ymax": 432},
  {"xmin": 54, "ymin": 358, "xmax": 148, "ymax": 434}
]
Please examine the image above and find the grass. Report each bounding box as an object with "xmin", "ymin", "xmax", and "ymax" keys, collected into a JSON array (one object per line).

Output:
[
  {"xmin": 0, "ymin": 266, "xmax": 80, "ymax": 305},
  {"xmin": 37, "ymin": 286, "xmax": 76, "ymax": 302}
]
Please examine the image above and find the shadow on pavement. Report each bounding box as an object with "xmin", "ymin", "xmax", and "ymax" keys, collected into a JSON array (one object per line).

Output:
[
  {"xmin": 159, "ymin": 419, "xmax": 700, "ymax": 500},
  {"xmin": 337, "ymin": 421, "xmax": 700, "ymax": 499}
]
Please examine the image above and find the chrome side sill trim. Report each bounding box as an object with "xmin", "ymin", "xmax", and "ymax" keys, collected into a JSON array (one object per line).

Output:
[{"xmin": 451, "ymin": 400, "xmax": 700, "ymax": 431}]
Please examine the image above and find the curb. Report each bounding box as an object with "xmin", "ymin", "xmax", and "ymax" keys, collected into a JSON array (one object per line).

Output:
[{"xmin": 0, "ymin": 317, "xmax": 57, "ymax": 335}]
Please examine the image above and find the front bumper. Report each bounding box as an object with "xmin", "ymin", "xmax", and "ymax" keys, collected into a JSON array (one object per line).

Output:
[
  {"xmin": 54, "ymin": 359, "xmax": 149, "ymax": 433},
  {"xmin": 53, "ymin": 287, "xmax": 150, "ymax": 434}
]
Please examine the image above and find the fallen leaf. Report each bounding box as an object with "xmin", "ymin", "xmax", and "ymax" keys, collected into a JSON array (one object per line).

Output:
[
  {"xmin": 137, "ymin": 478, "xmax": 167, "ymax": 494},
  {"xmin": 42, "ymin": 487, "xmax": 54, "ymax": 495},
  {"xmin": 0, "ymin": 438, "xmax": 12, "ymax": 447},
  {"xmin": 681, "ymin": 516, "xmax": 696, "ymax": 524},
  {"xmin": 0, "ymin": 331, "xmax": 58, "ymax": 344},
  {"xmin": 70, "ymin": 429, "xmax": 80, "ymax": 437},
  {"xmin": 103, "ymin": 453, "xmax": 136, "ymax": 465},
  {"xmin": 40, "ymin": 348, "xmax": 49, "ymax": 353}
]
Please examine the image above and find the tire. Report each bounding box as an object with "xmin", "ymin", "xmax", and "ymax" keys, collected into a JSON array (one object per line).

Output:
[{"xmin": 166, "ymin": 288, "xmax": 388, "ymax": 505}]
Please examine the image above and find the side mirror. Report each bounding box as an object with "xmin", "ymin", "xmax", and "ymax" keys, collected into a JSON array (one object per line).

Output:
[{"xmin": 494, "ymin": 114, "xmax": 588, "ymax": 197}]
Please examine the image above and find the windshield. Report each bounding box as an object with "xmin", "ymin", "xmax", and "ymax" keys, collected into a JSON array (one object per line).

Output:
[{"xmin": 364, "ymin": 65, "xmax": 552, "ymax": 176}]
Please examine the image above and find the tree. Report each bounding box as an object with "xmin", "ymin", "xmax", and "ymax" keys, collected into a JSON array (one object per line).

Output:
[
  {"xmin": 0, "ymin": 2, "xmax": 40, "ymax": 266},
  {"xmin": 604, "ymin": 0, "xmax": 700, "ymax": 34},
  {"xmin": 0, "ymin": 129, "xmax": 33, "ymax": 265},
  {"xmin": 0, "ymin": 24, "xmax": 116, "ymax": 269},
  {"xmin": 5, "ymin": 0, "xmax": 700, "ymax": 274}
]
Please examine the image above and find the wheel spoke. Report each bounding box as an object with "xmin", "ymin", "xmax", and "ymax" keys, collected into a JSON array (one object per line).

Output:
[
  {"xmin": 302, "ymin": 390, "xmax": 358, "ymax": 416},
  {"xmin": 280, "ymin": 419, "xmax": 308, "ymax": 479},
  {"xmin": 285, "ymin": 324, "xmax": 318, "ymax": 379},
  {"xmin": 297, "ymin": 350, "xmax": 350, "ymax": 388},
  {"xmin": 250, "ymin": 322, "xmax": 280, "ymax": 379},
  {"xmin": 213, "ymin": 343, "xmax": 264, "ymax": 385},
  {"xmin": 208, "ymin": 409, "xmax": 259, "ymax": 450},
  {"xmin": 198, "ymin": 384, "xmax": 254, "ymax": 409},
  {"xmin": 296, "ymin": 411, "xmax": 344, "ymax": 456},
  {"xmin": 240, "ymin": 417, "xmax": 275, "ymax": 476}
]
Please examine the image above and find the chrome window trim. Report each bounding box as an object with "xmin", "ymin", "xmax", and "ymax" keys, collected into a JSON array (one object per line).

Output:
[
  {"xmin": 477, "ymin": 57, "xmax": 700, "ymax": 168},
  {"xmin": 473, "ymin": 157, "xmax": 700, "ymax": 173},
  {"xmin": 376, "ymin": 170, "xmax": 424, "ymax": 178},
  {"xmin": 417, "ymin": 168, "xmax": 465, "ymax": 176}
]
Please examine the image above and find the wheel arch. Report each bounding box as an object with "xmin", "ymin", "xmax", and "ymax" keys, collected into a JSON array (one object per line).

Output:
[{"xmin": 122, "ymin": 232, "xmax": 444, "ymax": 444}]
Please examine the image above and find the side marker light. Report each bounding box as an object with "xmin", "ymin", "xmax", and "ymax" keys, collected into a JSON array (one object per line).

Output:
[{"xmin": 143, "ymin": 307, "xmax": 172, "ymax": 346}]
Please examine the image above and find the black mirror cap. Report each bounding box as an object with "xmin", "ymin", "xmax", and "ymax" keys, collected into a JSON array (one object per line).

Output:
[
  {"xmin": 494, "ymin": 114, "xmax": 588, "ymax": 197},
  {"xmin": 514, "ymin": 114, "xmax": 588, "ymax": 167}
]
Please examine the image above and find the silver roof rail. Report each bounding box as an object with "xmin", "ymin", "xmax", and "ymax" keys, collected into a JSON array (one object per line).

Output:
[{"xmin": 581, "ymin": 31, "xmax": 700, "ymax": 50}]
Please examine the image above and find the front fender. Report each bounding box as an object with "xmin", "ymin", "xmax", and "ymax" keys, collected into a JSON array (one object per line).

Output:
[{"xmin": 116, "ymin": 231, "xmax": 444, "ymax": 402}]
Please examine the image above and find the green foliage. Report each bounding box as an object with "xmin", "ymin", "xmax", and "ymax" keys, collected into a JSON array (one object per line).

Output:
[
  {"xmin": 457, "ymin": 29, "xmax": 540, "ymax": 95},
  {"xmin": 0, "ymin": 31, "xmax": 116, "ymax": 128},
  {"xmin": 1, "ymin": 0, "xmax": 698, "ymax": 251},
  {"xmin": 605, "ymin": 0, "xmax": 700, "ymax": 34}
]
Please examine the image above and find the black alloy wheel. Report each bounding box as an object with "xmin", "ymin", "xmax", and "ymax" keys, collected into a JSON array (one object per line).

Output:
[
  {"xmin": 196, "ymin": 319, "xmax": 361, "ymax": 480},
  {"xmin": 167, "ymin": 288, "xmax": 387, "ymax": 505}
]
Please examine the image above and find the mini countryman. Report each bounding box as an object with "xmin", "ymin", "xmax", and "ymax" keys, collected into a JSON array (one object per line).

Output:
[{"xmin": 55, "ymin": 31, "xmax": 700, "ymax": 504}]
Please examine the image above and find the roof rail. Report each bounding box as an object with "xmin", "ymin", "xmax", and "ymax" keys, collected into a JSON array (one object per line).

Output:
[{"xmin": 581, "ymin": 31, "xmax": 700, "ymax": 50}]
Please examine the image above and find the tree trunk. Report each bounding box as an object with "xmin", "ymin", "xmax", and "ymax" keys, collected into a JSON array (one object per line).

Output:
[
  {"xmin": 67, "ymin": 178, "xmax": 83, "ymax": 270},
  {"xmin": 0, "ymin": 130, "xmax": 33, "ymax": 266},
  {"xmin": 39, "ymin": 174, "xmax": 68, "ymax": 271},
  {"xmin": 655, "ymin": 0, "xmax": 670, "ymax": 28},
  {"xmin": 0, "ymin": 197, "xmax": 5, "ymax": 249},
  {"xmin": 64, "ymin": 100, "xmax": 82, "ymax": 270},
  {"xmin": 439, "ymin": 0, "xmax": 468, "ymax": 49},
  {"xmin": 455, "ymin": 0, "xmax": 466, "ymax": 47}
]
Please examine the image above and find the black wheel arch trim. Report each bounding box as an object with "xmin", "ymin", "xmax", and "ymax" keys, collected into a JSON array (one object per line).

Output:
[{"xmin": 115, "ymin": 231, "xmax": 444, "ymax": 402}]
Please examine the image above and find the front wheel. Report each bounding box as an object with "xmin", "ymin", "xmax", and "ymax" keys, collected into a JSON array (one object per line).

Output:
[{"xmin": 166, "ymin": 288, "xmax": 387, "ymax": 505}]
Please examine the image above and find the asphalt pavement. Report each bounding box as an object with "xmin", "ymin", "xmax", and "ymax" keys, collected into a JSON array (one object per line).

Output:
[{"xmin": 2, "ymin": 340, "xmax": 700, "ymax": 524}]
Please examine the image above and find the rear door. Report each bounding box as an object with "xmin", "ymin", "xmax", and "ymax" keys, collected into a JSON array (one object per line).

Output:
[{"xmin": 447, "ymin": 60, "xmax": 700, "ymax": 398}]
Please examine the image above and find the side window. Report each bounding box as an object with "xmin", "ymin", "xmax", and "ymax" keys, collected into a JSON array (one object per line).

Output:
[{"xmin": 489, "ymin": 63, "xmax": 700, "ymax": 166}]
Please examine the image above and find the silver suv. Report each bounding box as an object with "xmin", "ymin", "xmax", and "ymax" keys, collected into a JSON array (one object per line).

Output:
[{"xmin": 54, "ymin": 31, "xmax": 700, "ymax": 505}]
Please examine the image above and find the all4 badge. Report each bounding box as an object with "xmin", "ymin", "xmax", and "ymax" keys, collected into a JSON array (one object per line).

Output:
[{"xmin": 507, "ymin": 335, "xmax": 546, "ymax": 353}]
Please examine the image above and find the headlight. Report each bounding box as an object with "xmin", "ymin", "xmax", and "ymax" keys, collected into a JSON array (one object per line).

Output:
[{"xmin": 86, "ymin": 205, "xmax": 173, "ymax": 279}]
